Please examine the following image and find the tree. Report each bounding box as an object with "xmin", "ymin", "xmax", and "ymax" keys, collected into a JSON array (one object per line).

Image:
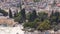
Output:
[
  {"xmin": 20, "ymin": 8, "xmax": 26, "ymax": 22},
  {"xmin": 14, "ymin": 14, "xmax": 21, "ymax": 22},
  {"xmin": 50, "ymin": 11, "xmax": 60, "ymax": 25},
  {"xmin": 9, "ymin": 9, "xmax": 13, "ymax": 18},
  {"xmin": 28, "ymin": 10, "xmax": 37, "ymax": 22},
  {"xmin": 23, "ymin": 18, "xmax": 39, "ymax": 28},
  {"xmin": 14, "ymin": 11, "xmax": 18, "ymax": 17},
  {"xmin": 37, "ymin": 20, "xmax": 51, "ymax": 31},
  {"xmin": 23, "ymin": 22, "xmax": 35, "ymax": 28},
  {"xmin": 32, "ymin": 10, "xmax": 37, "ymax": 21},
  {"xmin": 0, "ymin": 8, "xmax": 8, "ymax": 16},
  {"xmin": 38, "ymin": 12, "xmax": 48, "ymax": 22},
  {"xmin": 14, "ymin": 8, "xmax": 26, "ymax": 23},
  {"xmin": 49, "ymin": 11, "xmax": 60, "ymax": 30}
]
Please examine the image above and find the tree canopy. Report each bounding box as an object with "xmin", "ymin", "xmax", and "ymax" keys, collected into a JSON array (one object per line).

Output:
[{"xmin": 0, "ymin": 8, "xmax": 8, "ymax": 16}]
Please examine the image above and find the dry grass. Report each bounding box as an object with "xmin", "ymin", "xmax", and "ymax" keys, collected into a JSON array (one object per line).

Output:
[{"xmin": 0, "ymin": 18, "xmax": 17, "ymax": 26}]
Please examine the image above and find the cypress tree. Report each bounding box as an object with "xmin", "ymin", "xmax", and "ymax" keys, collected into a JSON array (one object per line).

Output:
[
  {"xmin": 14, "ymin": 11, "xmax": 18, "ymax": 17},
  {"xmin": 9, "ymin": 9, "xmax": 13, "ymax": 18},
  {"xmin": 29, "ymin": 9, "xmax": 37, "ymax": 22},
  {"xmin": 20, "ymin": 8, "xmax": 26, "ymax": 22}
]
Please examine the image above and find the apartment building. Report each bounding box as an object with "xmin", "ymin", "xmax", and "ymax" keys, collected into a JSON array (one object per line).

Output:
[{"xmin": 23, "ymin": 0, "xmax": 60, "ymax": 12}]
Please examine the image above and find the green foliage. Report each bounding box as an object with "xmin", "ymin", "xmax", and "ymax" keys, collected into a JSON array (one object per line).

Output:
[
  {"xmin": 14, "ymin": 11, "xmax": 18, "ymax": 17},
  {"xmin": 50, "ymin": 11, "xmax": 60, "ymax": 31},
  {"xmin": 20, "ymin": 8, "xmax": 26, "ymax": 22},
  {"xmin": 23, "ymin": 22, "xmax": 35, "ymax": 28},
  {"xmin": 14, "ymin": 8, "xmax": 26, "ymax": 23},
  {"xmin": 23, "ymin": 18, "xmax": 40, "ymax": 28},
  {"xmin": 0, "ymin": 8, "xmax": 8, "ymax": 16},
  {"xmin": 37, "ymin": 20, "xmax": 51, "ymax": 31},
  {"xmin": 50, "ymin": 11, "xmax": 60, "ymax": 25},
  {"xmin": 14, "ymin": 11, "xmax": 23, "ymax": 23},
  {"xmin": 38, "ymin": 12, "xmax": 48, "ymax": 21},
  {"xmin": 28, "ymin": 10, "xmax": 37, "ymax": 22},
  {"xmin": 14, "ymin": 15, "xmax": 21, "ymax": 22},
  {"xmin": 14, "ymin": 9, "xmax": 60, "ymax": 31},
  {"xmin": 23, "ymin": 19, "xmax": 51, "ymax": 31},
  {"xmin": 26, "ymin": 12, "xmax": 31, "ymax": 20}
]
